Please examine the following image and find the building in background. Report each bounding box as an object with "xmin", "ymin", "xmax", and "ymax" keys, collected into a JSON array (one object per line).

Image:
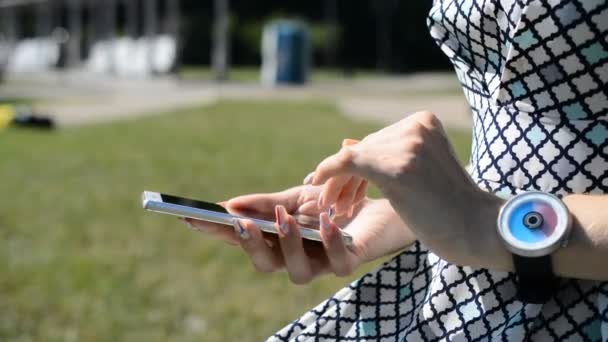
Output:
[{"xmin": 0, "ymin": 0, "xmax": 180, "ymax": 77}]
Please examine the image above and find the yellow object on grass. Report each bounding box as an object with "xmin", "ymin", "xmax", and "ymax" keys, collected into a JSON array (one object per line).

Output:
[{"xmin": 0, "ymin": 105, "xmax": 16, "ymax": 129}]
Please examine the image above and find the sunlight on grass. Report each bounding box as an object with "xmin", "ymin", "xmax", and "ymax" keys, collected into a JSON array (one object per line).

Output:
[{"xmin": 1, "ymin": 100, "xmax": 471, "ymax": 341}]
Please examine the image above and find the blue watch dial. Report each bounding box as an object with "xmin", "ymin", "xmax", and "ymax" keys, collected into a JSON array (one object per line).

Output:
[
  {"xmin": 498, "ymin": 191, "xmax": 570, "ymax": 257},
  {"xmin": 508, "ymin": 201, "xmax": 558, "ymax": 244}
]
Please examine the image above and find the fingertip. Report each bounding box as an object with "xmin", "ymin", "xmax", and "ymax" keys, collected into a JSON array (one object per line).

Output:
[
  {"xmin": 319, "ymin": 212, "xmax": 336, "ymax": 240},
  {"xmin": 238, "ymin": 218, "xmax": 257, "ymax": 229},
  {"xmin": 236, "ymin": 218, "xmax": 266, "ymax": 246},
  {"xmin": 311, "ymin": 173, "xmax": 324, "ymax": 186},
  {"xmin": 282, "ymin": 214, "xmax": 300, "ymax": 239},
  {"xmin": 179, "ymin": 217, "xmax": 195, "ymax": 230},
  {"xmin": 317, "ymin": 191, "xmax": 327, "ymax": 210},
  {"xmin": 275, "ymin": 204, "xmax": 291, "ymax": 236},
  {"xmin": 333, "ymin": 199, "xmax": 349, "ymax": 216},
  {"xmin": 328, "ymin": 206, "xmax": 336, "ymax": 220},
  {"xmin": 342, "ymin": 138, "xmax": 359, "ymax": 147},
  {"xmin": 184, "ymin": 217, "xmax": 200, "ymax": 228},
  {"xmin": 226, "ymin": 196, "xmax": 246, "ymax": 209},
  {"xmin": 232, "ymin": 218, "xmax": 251, "ymax": 240},
  {"xmin": 302, "ymin": 171, "xmax": 315, "ymax": 185}
]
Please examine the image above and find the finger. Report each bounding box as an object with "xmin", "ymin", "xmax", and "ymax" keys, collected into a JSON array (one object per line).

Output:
[
  {"xmin": 296, "ymin": 201, "xmax": 320, "ymax": 216},
  {"xmin": 303, "ymin": 172, "xmax": 315, "ymax": 185},
  {"xmin": 319, "ymin": 138, "xmax": 361, "ymax": 213},
  {"xmin": 275, "ymin": 205, "xmax": 314, "ymax": 284},
  {"xmin": 312, "ymin": 147, "xmax": 360, "ymax": 186},
  {"xmin": 184, "ymin": 218, "xmax": 239, "ymax": 246},
  {"xmin": 233, "ymin": 218, "xmax": 284, "ymax": 273},
  {"xmin": 318, "ymin": 174, "xmax": 353, "ymax": 210},
  {"xmin": 342, "ymin": 138, "xmax": 360, "ymax": 147},
  {"xmin": 352, "ymin": 180, "xmax": 368, "ymax": 206},
  {"xmin": 334, "ymin": 177, "xmax": 362, "ymax": 215},
  {"xmin": 319, "ymin": 213, "xmax": 353, "ymax": 277},
  {"xmin": 227, "ymin": 188, "xmax": 299, "ymax": 217}
]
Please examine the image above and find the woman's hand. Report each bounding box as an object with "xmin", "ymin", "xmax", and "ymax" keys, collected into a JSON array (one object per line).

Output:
[
  {"xmin": 185, "ymin": 185, "xmax": 414, "ymax": 284},
  {"xmin": 312, "ymin": 111, "xmax": 504, "ymax": 267},
  {"xmin": 308, "ymin": 139, "xmax": 368, "ymax": 216}
]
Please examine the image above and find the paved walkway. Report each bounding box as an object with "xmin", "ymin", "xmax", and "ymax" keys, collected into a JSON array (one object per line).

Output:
[{"xmin": 1, "ymin": 71, "xmax": 472, "ymax": 130}]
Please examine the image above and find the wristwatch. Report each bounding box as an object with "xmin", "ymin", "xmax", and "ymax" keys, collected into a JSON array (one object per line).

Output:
[{"xmin": 497, "ymin": 191, "xmax": 572, "ymax": 304}]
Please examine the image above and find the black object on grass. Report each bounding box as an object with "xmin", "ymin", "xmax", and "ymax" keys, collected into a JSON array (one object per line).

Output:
[{"xmin": 12, "ymin": 113, "xmax": 56, "ymax": 130}]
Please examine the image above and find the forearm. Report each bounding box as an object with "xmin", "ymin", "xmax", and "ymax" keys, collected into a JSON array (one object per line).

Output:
[
  {"xmin": 352, "ymin": 199, "xmax": 416, "ymax": 263},
  {"xmin": 554, "ymin": 194, "xmax": 608, "ymax": 280},
  {"xmin": 478, "ymin": 194, "xmax": 608, "ymax": 281}
]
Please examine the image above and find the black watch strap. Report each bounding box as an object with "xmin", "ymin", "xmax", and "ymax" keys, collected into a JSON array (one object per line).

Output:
[{"xmin": 512, "ymin": 254, "xmax": 559, "ymax": 304}]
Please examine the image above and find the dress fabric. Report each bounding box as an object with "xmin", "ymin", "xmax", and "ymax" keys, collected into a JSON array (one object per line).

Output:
[{"xmin": 270, "ymin": 0, "xmax": 608, "ymax": 340}]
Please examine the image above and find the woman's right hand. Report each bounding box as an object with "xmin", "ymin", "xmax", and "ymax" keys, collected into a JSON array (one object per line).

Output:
[
  {"xmin": 310, "ymin": 139, "xmax": 369, "ymax": 215},
  {"xmin": 185, "ymin": 185, "xmax": 415, "ymax": 284}
]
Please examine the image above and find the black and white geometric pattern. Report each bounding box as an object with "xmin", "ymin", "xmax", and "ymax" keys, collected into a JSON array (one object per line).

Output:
[{"xmin": 270, "ymin": 0, "xmax": 608, "ymax": 340}]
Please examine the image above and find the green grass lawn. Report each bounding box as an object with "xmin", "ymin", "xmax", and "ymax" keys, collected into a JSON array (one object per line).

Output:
[{"xmin": 0, "ymin": 100, "xmax": 471, "ymax": 341}]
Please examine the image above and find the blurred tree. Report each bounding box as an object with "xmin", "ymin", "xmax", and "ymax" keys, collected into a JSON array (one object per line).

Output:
[
  {"xmin": 34, "ymin": 0, "xmax": 52, "ymax": 37},
  {"xmin": 124, "ymin": 0, "xmax": 139, "ymax": 38},
  {"xmin": 179, "ymin": 0, "xmax": 450, "ymax": 72},
  {"xmin": 66, "ymin": 0, "xmax": 82, "ymax": 68},
  {"xmin": 372, "ymin": 0, "xmax": 398, "ymax": 72},
  {"xmin": 166, "ymin": 0, "xmax": 181, "ymax": 73},
  {"xmin": 212, "ymin": 0, "xmax": 230, "ymax": 80},
  {"xmin": 323, "ymin": 0, "xmax": 338, "ymax": 66}
]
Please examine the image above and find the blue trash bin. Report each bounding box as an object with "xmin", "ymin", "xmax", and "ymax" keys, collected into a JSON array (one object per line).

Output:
[{"xmin": 261, "ymin": 20, "xmax": 311, "ymax": 85}]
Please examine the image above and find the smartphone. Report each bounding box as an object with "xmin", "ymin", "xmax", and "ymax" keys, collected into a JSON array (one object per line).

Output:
[{"xmin": 142, "ymin": 191, "xmax": 353, "ymax": 245}]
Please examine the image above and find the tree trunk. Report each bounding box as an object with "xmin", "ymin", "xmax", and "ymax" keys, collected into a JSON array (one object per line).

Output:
[
  {"xmin": 66, "ymin": 0, "xmax": 82, "ymax": 68},
  {"xmin": 212, "ymin": 0, "xmax": 229, "ymax": 81},
  {"xmin": 373, "ymin": 0, "xmax": 398, "ymax": 72},
  {"xmin": 124, "ymin": 0, "xmax": 139, "ymax": 38},
  {"xmin": 165, "ymin": 0, "xmax": 181, "ymax": 73},
  {"xmin": 35, "ymin": 0, "xmax": 52, "ymax": 38},
  {"xmin": 324, "ymin": 0, "xmax": 338, "ymax": 67},
  {"xmin": 144, "ymin": 0, "xmax": 158, "ymax": 38},
  {"xmin": 144, "ymin": 0, "xmax": 158, "ymax": 74},
  {"xmin": 1, "ymin": 6, "xmax": 19, "ymax": 44}
]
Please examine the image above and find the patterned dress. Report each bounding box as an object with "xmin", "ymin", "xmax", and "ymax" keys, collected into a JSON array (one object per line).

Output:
[{"xmin": 271, "ymin": 0, "xmax": 608, "ymax": 341}]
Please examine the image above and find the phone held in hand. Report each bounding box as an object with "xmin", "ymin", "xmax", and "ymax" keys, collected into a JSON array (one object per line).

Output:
[{"xmin": 141, "ymin": 191, "xmax": 353, "ymax": 246}]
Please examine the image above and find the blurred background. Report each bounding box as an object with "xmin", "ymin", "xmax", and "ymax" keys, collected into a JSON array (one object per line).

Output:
[{"xmin": 1, "ymin": 0, "xmax": 473, "ymax": 340}]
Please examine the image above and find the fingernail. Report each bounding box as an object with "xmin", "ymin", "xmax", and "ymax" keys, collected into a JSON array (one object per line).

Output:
[
  {"xmin": 347, "ymin": 206, "xmax": 354, "ymax": 218},
  {"xmin": 328, "ymin": 206, "xmax": 335, "ymax": 219},
  {"xmin": 180, "ymin": 218, "xmax": 194, "ymax": 230},
  {"xmin": 317, "ymin": 194, "xmax": 325, "ymax": 209},
  {"xmin": 232, "ymin": 219, "xmax": 250, "ymax": 240},
  {"xmin": 320, "ymin": 212, "xmax": 332, "ymax": 233},
  {"xmin": 342, "ymin": 138, "xmax": 358, "ymax": 147},
  {"xmin": 276, "ymin": 205, "xmax": 289, "ymax": 234},
  {"xmin": 303, "ymin": 172, "xmax": 315, "ymax": 185}
]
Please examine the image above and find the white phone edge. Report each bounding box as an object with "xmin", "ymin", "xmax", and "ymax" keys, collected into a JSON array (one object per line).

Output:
[{"xmin": 141, "ymin": 191, "xmax": 353, "ymax": 246}]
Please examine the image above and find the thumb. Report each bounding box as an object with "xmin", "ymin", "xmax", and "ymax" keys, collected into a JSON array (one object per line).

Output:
[{"xmin": 226, "ymin": 188, "xmax": 300, "ymax": 215}]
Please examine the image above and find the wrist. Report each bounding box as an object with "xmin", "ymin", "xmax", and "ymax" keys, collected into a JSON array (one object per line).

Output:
[
  {"xmin": 465, "ymin": 191, "xmax": 513, "ymax": 271},
  {"xmin": 357, "ymin": 199, "xmax": 416, "ymax": 263}
]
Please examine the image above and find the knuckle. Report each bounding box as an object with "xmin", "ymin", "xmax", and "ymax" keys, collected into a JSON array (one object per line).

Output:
[
  {"xmin": 414, "ymin": 110, "xmax": 438, "ymax": 126},
  {"xmin": 405, "ymin": 120, "xmax": 427, "ymax": 136},
  {"xmin": 338, "ymin": 147, "xmax": 356, "ymax": 167},
  {"xmin": 392, "ymin": 155, "xmax": 418, "ymax": 179},
  {"xmin": 404, "ymin": 137, "xmax": 425, "ymax": 154}
]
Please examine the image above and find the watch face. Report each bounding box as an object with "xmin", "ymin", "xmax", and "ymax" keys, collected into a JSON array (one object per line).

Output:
[{"xmin": 497, "ymin": 192, "xmax": 571, "ymax": 257}]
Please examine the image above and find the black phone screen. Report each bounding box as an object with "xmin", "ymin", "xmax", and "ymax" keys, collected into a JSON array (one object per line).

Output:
[{"xmin": 160, "ymin": 193, "xmax": 229, "ymax": 214}]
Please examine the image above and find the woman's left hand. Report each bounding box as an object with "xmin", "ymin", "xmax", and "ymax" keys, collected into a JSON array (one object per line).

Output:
[{"xmin": 313, "ymin": 111, "xmax": 505, "ymax": 267}]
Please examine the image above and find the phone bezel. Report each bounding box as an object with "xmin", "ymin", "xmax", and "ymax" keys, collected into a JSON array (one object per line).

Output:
[{"xmin": 142, "ymin": 191, "xmax": 353, "ymax": 245}]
